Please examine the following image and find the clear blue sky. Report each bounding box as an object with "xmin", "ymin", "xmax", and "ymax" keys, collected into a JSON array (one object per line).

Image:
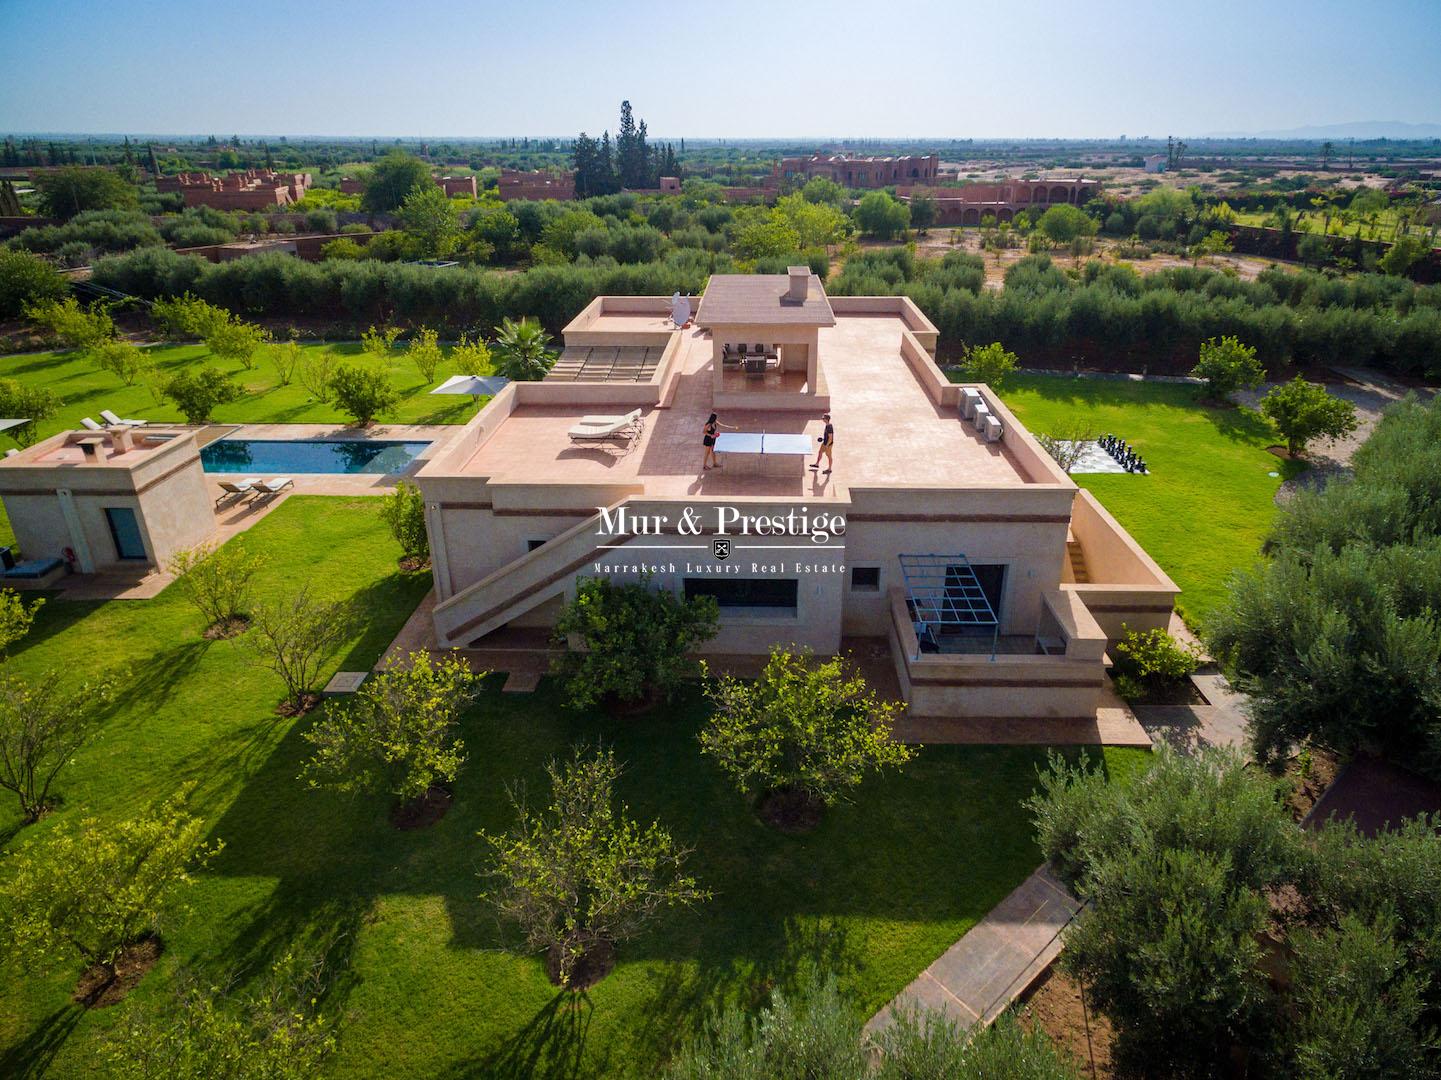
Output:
[{"xmin": 2, "ymin": 0, "xmax": 1438, "ymax": 138}]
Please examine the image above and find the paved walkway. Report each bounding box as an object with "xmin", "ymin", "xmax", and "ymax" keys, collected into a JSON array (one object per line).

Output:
[{"xmin": 863, "ymin": 863, "xmax": 1081, "ymax": 1038}]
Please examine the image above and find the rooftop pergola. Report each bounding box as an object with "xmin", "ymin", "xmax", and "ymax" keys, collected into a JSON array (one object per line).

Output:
[{"xmin": 695, "ymin": 270, "xmax": 834, "ymax": 403}]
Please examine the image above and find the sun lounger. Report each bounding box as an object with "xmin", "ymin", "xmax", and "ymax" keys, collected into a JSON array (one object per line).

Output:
[
  {"xmin": 214, "ymin": 479, "xmax": 258, "ymax": 506},
  {"xmin": 80, "ymin": 417, "xmax": 104, "ymax": 431},
  {"xmin": 250, "ymin": 477, "xmax": 294, "ymax": 497},
  {"xmin": 575, "ymin": 409, "xmax": 642, "ymax": 428},
  {"xmin": 568, "ymin": 412, "xmax": 643, "ymax": 442},
  {"xmin": 100, "ymin": 409, "xmax": 147, "ymax": 427}
]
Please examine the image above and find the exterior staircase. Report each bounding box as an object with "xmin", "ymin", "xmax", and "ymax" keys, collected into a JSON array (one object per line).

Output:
[
  {"xmin": 1066, "ymin": 533, "xmax": 1089, "ymax": 584},
  {"xmin": 432, "ymin": 507, "xmax": 617, "ymax": 647}
]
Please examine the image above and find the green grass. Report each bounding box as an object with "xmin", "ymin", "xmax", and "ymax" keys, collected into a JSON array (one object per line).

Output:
[
  {"xmin": 0, "ymin": 496, "xmax": 1148, "ymax": 1079},
  {"xmin": 0, "ymin": 340, "xmax": 487, "ymax": 446},
  {"xmin": 1232, "ymin": 208, "xmax": 1440, "ymax": 248},
  {"xmin": 994, "ymin": 373, "xmax": 1306, "ymax": 625}
]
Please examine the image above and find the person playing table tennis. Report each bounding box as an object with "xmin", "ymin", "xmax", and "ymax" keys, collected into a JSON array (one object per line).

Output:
[
  {"xmin": 810, "ymin": 413, "xmax": 834, "ymax": 474},
  {"xmin": 702, "ymin": 412, "xmax": 737, "ymax": 470}
]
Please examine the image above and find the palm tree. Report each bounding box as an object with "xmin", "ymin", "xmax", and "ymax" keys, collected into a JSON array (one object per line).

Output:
[{"xmin": 492, "ymin": 317, "xmax": 555, "ymax": 381}]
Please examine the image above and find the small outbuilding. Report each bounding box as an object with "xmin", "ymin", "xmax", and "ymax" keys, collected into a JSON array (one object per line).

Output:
[{"xmin": 0, "ymin": 426, "xmax": 215, "ymax": 579}]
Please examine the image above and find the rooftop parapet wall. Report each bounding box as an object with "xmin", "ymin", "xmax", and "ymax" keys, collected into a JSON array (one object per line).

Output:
[
  {"xmin": 827, "ymin": 296, "xmax": 939, "ymax": 355},
  {"xmin": 1066, "ymin": 488, "xmax": 1180, "ymax": 642}
]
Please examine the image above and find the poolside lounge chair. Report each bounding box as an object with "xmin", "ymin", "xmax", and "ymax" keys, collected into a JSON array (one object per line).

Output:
[
  {"xmin": 100, "ymin": 409, "xmax": 147, "ymax": 427},
  {"xmin": 250, "ymin": 477, "xmax": 294, "ymax": 498},
  {"xmin": 575, "ymin": 409, "xmax": 642, "ymax": 429},
  {"xmin": 214, "ymin": 479, "xmax": 258, "ymax": 506},
  {"xmin": 568, "ymin": 411, "xmax": 643, "ymax": 443},
  {"xmin": 80, "ymin": 417, "xmax": 104, "ymax": 431}
]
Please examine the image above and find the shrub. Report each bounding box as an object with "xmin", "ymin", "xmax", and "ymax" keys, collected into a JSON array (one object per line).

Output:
[
  {"xmin": 89, "ymin": 339, "xmax": 151, "ymax": 386},
  {"xmin": 405, "ymin": 327, "xmax": 444, "ymax": 384},
  {"xmin": 243, "ymin": 587, "xmax": 352, "ymax": 713},
  {"xmin": 700, "ymin": 647, "xmax": 913, "ymax": 819},
  {"xmin": 449, "ymin": 333, "xmax": 492, "ymax": 375},
  {"xmin": 270, "ymin": 340, "xmax": 301, "ymax": 386},
  {"xmin": 360, "ymin": 324, "xmax": 402, "ymax": 358},
  {"xmin": 298, "ymin": 348, "xmax": 337, "ymax": 403},
  {"xmin": 167, "ymin": 541, "xmax": 265, "ymax": 637},
  {"xmin": 1111, "ymin": 625, "xmax": 1199, "ymax": 696},
  {"xmin": 150, "ymin": 293, "xmax": 231, "ymax": 340},
  {"xmin": 0, "ymin": 670, "xmax": 111, "ymax": 823},
  {"xmin": 0, "ymin": 249, "xmax": 67, "ymax": 318},
  {"xmin": 319, "ymin": 237, "xmax": 365, "ymax": 261},
  {"xmin": 0, "ymin": 587, "xmax": 42, "ymax": 655},
  {"xmin": 23, "ymin": 296, "xmax": 114, "ymax": 350},
  {"xmin": 479, "ymin": 746, "xmax": 707, "ymax": 988},
  {"xmin": 301, "ymin": 651, "xmax": 482, "ymax": 808},
  {"xmin": 957, "ymin": 341, "xmax": 1019, "ymax": 388},
  {"xmin": 34, "ymin": 166, "xmax": 138, "ymax": 219},
  {"xmin": 1259, "ymin": 376, "xmax": 1359, "ymax": 457},
  {"xmin": 552, "ymin": 576, "xmax": 719, "ymax": 710},
  {"xmin": 379, "ymin": 480, "xmax": 428, "ymax": 562},
  {"xmin": 1191, "ymin": 334, "xmax": 1264, "ymax": 401},
  {"xmin": 104, "ymin": 953, "xmax": 338, "ymax": 1080},
  {"xmin": 0, "ymin": 380, "xmax": 61, "ymax": 446},
  {"xmin": 204, "ymin": 316, "xmax": 269, "ymax": 371},
  {"xmin": 162, "ymin": 366, "xmax": 242, "ymax": 423},
  {"xmin": 328, "ymin": 363, "xmax": 399, "ymax": 426},
  {"xmin": 0, "ymin": 786, "xmax": 220, "ymax": 980}
]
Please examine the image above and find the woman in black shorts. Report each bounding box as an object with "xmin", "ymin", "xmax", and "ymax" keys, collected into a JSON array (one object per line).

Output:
[{"xmin": 702, "ymin": 412, "xmax": 736, "ymax": 470}]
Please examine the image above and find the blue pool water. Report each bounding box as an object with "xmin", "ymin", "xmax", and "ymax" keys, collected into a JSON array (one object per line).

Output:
[{"xmin": 200, "ymin": 438, "xmax": 431, "ymax": 475}]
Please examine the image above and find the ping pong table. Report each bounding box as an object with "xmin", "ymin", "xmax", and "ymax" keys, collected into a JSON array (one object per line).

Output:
[{"xmin": 712, "ymin": 431, "xmax": 815, "ymax": 477}]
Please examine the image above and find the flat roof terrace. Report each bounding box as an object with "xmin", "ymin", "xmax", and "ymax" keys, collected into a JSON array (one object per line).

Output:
[{"xmin": 458, "ymin": 313, "xmax": 1034, "ymax": 497}]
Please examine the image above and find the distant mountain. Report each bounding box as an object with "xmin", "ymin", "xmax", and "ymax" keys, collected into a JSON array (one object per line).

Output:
[{"xmin": 1205, "ymin": 121, "xmax": 1441, "ymax": 140}]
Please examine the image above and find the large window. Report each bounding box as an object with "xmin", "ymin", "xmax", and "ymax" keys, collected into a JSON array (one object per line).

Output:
[
  {"xmin": 104, "ymin": 507, "xmax": 147, "ymax": 561},
  {"xmin": 684, "ymin": 578, "xmax": 798, "ymax": 611}
]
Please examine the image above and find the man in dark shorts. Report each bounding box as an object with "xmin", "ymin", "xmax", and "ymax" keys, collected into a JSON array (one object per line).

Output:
[{"xmin": 810, "ymin": 413, "xmax": 834, "ymax": 474}]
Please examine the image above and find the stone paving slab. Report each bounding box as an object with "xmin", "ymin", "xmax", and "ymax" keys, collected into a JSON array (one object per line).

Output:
[
  {"xmin": 502, "ymin": 671, "xmax": 542, "ymax": 693},
  {"xmin": 864, "ymin": 863, "xmax": 1081, "ymax": 1038},
  {"xmin": 322, "ymin": 671, "xmax": 368, "ymax": 694}
]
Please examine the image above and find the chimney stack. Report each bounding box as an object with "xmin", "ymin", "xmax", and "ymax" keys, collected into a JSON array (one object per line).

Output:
[{"xmin": 786, "ymin": 265, "xmax": 809, "ymax": 302}]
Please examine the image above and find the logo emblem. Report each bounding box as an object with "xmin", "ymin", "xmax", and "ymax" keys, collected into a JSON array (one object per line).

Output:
[{"xmin": 712, "ymin": 538, "xmax": 731, "ymax": 561}]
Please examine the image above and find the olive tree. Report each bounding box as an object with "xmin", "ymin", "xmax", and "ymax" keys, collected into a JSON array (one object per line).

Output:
[
  {"xmin": 243, "ymin": 587, "xmax": 352, "ymax": 714},
  {"xmin": 405, "ymin": 327, "xmax": 445, "ymax": 384},
  {"xmin": 0, "ymin": 786, "xmax": 220, "ymax": 985},
  {"xmin": 162, "ymin": 366, "xmax": 242, "ymax": 423},
  {"xmin": 0, "ymin": 380, "xmax": 61, "ymax": 447},
  {"xmin": 553, "ymin": 576, "xmax": 718, "ymax": 711},
  {"xmin": 957, "ymin": 341, "xmax": 1019, "ymax": 388},
  {"xmin": 328, "ymin": 363, "xmax": 399, "ymax": 426},
  {"xmin": 104, "ymin": 952, "xmax": 338, "ymax": 1080},
  {"xmin": 479, "ymin": 746, "xmax": 708, "ymax": 988},
  {"xmin": 700, "ymin": 647, "xmax": 913, "ymax": 829},
  {"xmin": 1191, "ymin": 335, "xmax": 1264, "ymax": 402},
  {"xmin": 0, "ymin": 587, "xmax": 43, "ymax": 655},
  {"xmin": 301, "ymin": 651, "xmax": 482, "ymax": 811},
  {"xmin": 1259, "ymin": 376, "xmax": 1359, "ymax": 457},
  {"xmin": 0, "ymin": 671, "xmax": 111, "ymax": 822},
  {"xmin": 379, "ymin": 479, "xmax": 428, "ymax": 565},
  {"xmin": 168, "ymin": 541, "xmax": 265, "ymax": 638}
]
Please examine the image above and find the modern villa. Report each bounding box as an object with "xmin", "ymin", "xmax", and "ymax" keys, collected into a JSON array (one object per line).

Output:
[{"xmin": 414, "ymin": 270, "xmax": 1179, "ymax": 723}]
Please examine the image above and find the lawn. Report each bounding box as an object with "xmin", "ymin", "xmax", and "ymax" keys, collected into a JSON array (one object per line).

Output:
[
  {"xmin": 0, "ymin": 339, "xmax": 488, "ymax": 446},
  {"xmin": 994, "ymin": 374, "xmax": 1305, "ymax": 625},
  {"xmin": 0, "ymin": 496, "xmax": 1148, "ymax": 1079},
  {"xmin": 1232, "ymin": 208, "xmax": 1440, "ymax": 248}
]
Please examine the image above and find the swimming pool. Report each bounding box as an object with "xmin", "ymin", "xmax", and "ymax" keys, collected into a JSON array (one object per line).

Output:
[{"xmin": 200, "ymin": 438, "xmax": 431, "ymax": 475}]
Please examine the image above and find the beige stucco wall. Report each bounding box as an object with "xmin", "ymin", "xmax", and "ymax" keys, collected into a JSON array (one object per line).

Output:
[
  {"xmin": 0, "ymin": 430, "xmax": 215, "ymax": 570},
  {"xmin": 1067, "ymin": 489, "xmax": 1180, "ymax": 643}
]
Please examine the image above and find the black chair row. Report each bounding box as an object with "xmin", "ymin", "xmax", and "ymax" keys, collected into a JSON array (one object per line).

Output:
[{"xmin": 1100, "ymin": 433, "xmax": 1148, "ymax": 474}]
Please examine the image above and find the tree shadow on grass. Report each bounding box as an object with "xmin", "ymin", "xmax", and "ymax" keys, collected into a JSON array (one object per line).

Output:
[
  {"xmin": 458, "ymin": 991, "xmax": 604, "ymax": 1080},
  {"xmin": 332, "ymin": 572, "xmax": 432, "ymax": 672},
  {"xmin": 1198, "ymin": 401, "xmax": 1279, "ymax": 445},
  {"xmin": 0, "ymin": 1005, "xmax": 85, "ymax": 1080},
  {"xmin": 102, "ymin": 639, "xmax": 210, "ymax": 717},
  {"xmin": 6, "ymin": 599, "xmax": 96, "ymax": 658}
]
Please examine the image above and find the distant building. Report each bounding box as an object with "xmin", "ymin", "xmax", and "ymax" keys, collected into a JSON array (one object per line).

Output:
[
  {"xmin": 897, "ymin": 178, "xmax": 1100, "ymax": 225},
  {"xmin": 156, "ymin": 169, "xmax": 312, "ymax": 210},
  {"xmin": 497, "ymin": 169, "xmax": 576, "ymax": 201},
  {"xmin": 775, "ymin": 154, "xmax": 939, "ymax": 188},
  {"xmin": 434, "ymin": 175, "xmax": 477, "ymax": 198},
  {"xmin": 1143, "ymin": 155, "xmax": 1168, "ymax": 173}
]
